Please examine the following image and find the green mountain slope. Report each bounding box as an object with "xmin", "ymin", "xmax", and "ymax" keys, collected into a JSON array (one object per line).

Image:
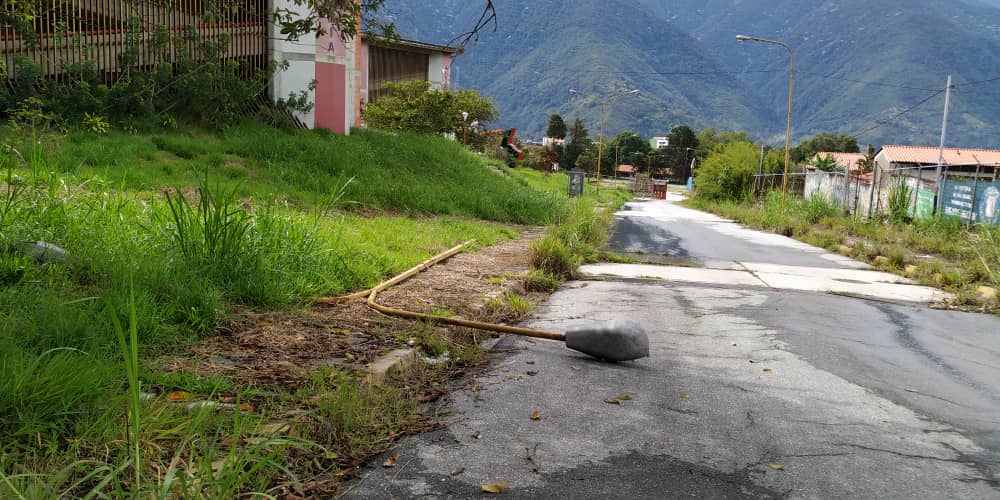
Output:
[
  {"xmin": 639, "ymin": 0, "xmax": 1000, "ymax": 147},
  {"xmin": 382, "ymin": 0, "xmax": 777, "ymax": 140}
]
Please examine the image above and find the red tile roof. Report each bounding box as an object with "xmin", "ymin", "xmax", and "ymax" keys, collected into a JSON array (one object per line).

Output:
[
  {"xmin": 616, "ymin": 164, "xmax": 636, "ymax": 173},
  {"xmin": 879, "ymin": 145, "xmax": 1000, "ymax": 166}
]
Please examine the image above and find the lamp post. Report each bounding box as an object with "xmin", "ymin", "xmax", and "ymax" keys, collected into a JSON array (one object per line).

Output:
[
  {"xmin": 737, "ymin": 34, "xmax": 795, "ymax": 212},
  {"xmin": 461, "ymin": 111, "xmax": 469, "ymax": 146},
  {"xmin": 570, "ymin": 88, "xmax": 640, "ymax": 192}
]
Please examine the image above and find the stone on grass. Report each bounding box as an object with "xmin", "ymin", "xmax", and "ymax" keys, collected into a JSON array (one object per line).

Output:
[
  {"xmin": 11, "ymin": 240, "xmax": 69, "ymax": 264},
  {"xmin": 873, "ymin": 256, "xmax": 890, "ymax": 266},
  {"xmin": 978, "ymin": 286, "xmax": 997, "ymax": 302}
]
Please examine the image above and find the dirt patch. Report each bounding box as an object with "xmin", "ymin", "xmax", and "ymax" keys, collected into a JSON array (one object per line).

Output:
[{"xmin": 160, "ymin": 229, "xmax": 546, "ymax": 388}]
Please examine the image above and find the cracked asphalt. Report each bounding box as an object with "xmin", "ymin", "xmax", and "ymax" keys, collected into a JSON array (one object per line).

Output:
[{"xmin": 341, "ymin": 198, "xmax": 1000, "ymax": 499}]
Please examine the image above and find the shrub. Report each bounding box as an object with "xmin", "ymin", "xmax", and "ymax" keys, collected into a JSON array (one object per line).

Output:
[
  {"xmin": 694, "ymin": 141, "xmax": 762, "ymax": 201},
  {"xmin": 530, "ymin": 235, "xmax": 578, "ymax": 279}
]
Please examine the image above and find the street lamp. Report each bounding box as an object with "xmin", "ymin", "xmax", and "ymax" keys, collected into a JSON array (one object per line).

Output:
[
  {"xmin": 570, "ymin": 88, "xmax": 640, "ymax": 192},
  {"xmin": 737, "ymin": 34, "xmax": 795, "ymax": 212},
  {"xmin": 461, "ymin": 111, "xmax": 469, "ymax": 146}
]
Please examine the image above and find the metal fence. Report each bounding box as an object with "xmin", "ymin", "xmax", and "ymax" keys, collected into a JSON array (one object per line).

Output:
[
  {"xmin": 752, "ymin": 172, "xmax": 806, "ymax": 199},
  {"xmin": 2, "ymin": 0, "xmax": 269, "ymax": 85},
  {"xmin": 765, "ymin": 164, "xmax": 1000, "ymax": 225}
]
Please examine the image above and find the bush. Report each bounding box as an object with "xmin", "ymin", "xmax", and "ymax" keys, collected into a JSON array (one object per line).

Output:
[
  {"xmin": 361, "ymin": 81, "xmax": 498, "ymax": 136},
  {"xmin": 694, "ymin": 141, "xmax": 762, "ymax": 201},
  {"xmin": 530, "ymin": 235, "xmax": 578, "ymax": 279}
]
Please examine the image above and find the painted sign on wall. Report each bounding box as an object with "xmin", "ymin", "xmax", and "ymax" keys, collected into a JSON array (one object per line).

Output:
[
  {"xmin": 941, "ymin": 180, "xmax": 1000, "ymax": 224},
  {"xmin": 914, "ymin": 189, "xmax": 936, "ymax": 220}
]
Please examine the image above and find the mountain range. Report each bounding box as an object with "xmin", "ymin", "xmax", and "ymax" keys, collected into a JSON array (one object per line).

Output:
[{"xmin": 381, "ymin": 0, "xmax": 1000, "ymax": 148}]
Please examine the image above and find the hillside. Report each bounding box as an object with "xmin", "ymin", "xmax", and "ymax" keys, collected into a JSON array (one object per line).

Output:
[
  {"xmin": 386, "ymin": 0, "xmax": 1000, "ymax": 147},
  {"xmin": 640, "ymin": 0, "xmax": 1000, "ymax": 147},
  {"xmin": 381, "ymin": 0, "xmax": 777, "ymax": 140}
]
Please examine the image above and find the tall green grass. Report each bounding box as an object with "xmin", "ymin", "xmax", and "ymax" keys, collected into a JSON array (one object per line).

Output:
[
  {"xmin": 0, "ymin": 125, "xmax": 534, "ymax": 495},
  {"xmin": 41, "ymin": 121, "xmax": 563, "ymax": 224}
]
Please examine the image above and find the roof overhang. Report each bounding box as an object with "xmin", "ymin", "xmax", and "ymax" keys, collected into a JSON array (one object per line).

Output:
[{"xmin": 363, "ymin": 33, "xmax": 463, "ymax": 55}]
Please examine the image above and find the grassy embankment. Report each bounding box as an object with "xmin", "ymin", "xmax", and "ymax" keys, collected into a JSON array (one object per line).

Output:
[
  {"xmin": 686, "ymin": 191, "xmax": 1000, "ymax": 310},
  {"xmin": 0, "ymin": 121, "xmax": 572, "ymax": 496}
]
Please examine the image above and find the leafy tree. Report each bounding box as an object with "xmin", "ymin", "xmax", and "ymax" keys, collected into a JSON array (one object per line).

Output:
[
  {"xmin": 696, "ymin": 128, "xmax": 751, "ymax": 158},
  {"xmin": 575, "ymin": 146, "xmax": 599, "ymax": 176},
  {"xmin": 694, "ymin": 140, "xmax": 761, "ymax": 201},
  {"xmin": 663, "ymin": 124, "xmax": 699, "ymax": 178},
  {"xmin": 810, "ymin": 153, "xmax": 839, "ymax": 172},
  {"xmin": 362, "ymin": 80, "xmax": 498, "ymax": 135},
  {"xmin": 561, "ymin": 117, "xmax": 591, "ymax": 169},
  {"xmin": 546, "ymin": 114, "xmax": 567, "ymax": 139},
  {"xmin": 791, "ymin": 133, "xmax": 859, "ymax": 164},
  {"xmin": 602, "ymin": 131, "xmax": 651, "ymax": 170}
]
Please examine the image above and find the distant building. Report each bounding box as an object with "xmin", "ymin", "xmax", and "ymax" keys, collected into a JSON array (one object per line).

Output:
[
  {"xmin": 272, "ymin": 12, "xmax": 462, "ymax": 134},
  {"xmin": 650, "ymin": 136, "xmax": 670, "ymax": 150},
  {"xmin": 543, "ymin": 137, "xmax": 566, "ymax": 147},
  {"xmin": 616, "ymin": 164, "xmax": 636, "ymax": 178}
]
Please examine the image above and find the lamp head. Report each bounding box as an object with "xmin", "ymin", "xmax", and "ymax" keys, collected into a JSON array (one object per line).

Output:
[
  {"xmin": 461, "ymin": 111, "xmax": 469, "ymax": 121},
  {"xmin": 736, "ymin": 35, "xmax": 749, "ymax": 42},
  {"xmin": 628, "ymin": 89, "xmax": 640, "ymax": 95}
]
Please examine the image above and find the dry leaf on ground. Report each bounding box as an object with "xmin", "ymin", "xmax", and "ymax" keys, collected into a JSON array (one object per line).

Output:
[
  {"xmin": 679, "ymin": 393, "xmax": 689, "ymax": 399},
  {"xmin": 768, "ymin": 463, "xmax": 785, "ymax": 471},
  {"xmin": 530, "ymin": 410, "xmax": 540, "ymax": 421},
  {"xmin": 167, "ymin": 390, "xmax": 194, "ymax": 401},
  {"xmin": 604, "ymin": 399, "xmax": 621, "ymax": 405},
  {"xmin": 383, "ymin": 452, "xmax": 399, "ymax": 467},
  {"xmin": 482, "ymin": 481, "xmax": 509, "ymax": 493}
]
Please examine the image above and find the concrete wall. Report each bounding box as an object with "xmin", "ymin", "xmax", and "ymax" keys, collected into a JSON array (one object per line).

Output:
[
  {"xmin": 804, "ymin": 171, "xmax": 847, "ymax": 205},
  {"xmin": 269, "ymin": 0, "xmax": 317, "ymax": 127}
]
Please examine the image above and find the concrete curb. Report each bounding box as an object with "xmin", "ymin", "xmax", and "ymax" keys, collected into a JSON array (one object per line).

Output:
[{"xmin": 365, "ymin": 348, "xmax": 417, "ymax": 383}]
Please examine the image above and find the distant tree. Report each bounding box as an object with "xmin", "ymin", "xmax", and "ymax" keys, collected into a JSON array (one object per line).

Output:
[
  {"xmin": 665, "ymin": 124, "xmax": 699, "ymax": 179},
  {"xmin": 546, "ymin": 114, "xmax": 567, "ymax": 139},
  {"xmin": 561, "ymin": 117, "xmax": 591, "ymax": 168},
  {"xmin": 696, "ymin": 128, "xmax": 751, "ymax": 157},
  {"xmin": 602, "ymin": 131, "xmax": 651, "ymax": 171},
  {"xmin": 791, "ymin": 133, "xmax": 859, "ymax": 164},
  {"xmin": 575, "ymin": 146, "xmax": 598, "ymax": 176}
]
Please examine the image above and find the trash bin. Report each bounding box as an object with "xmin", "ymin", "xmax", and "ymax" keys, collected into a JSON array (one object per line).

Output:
[{"xmin": 652, "ymin": 180, "xmax": 668, "ymax": 200}]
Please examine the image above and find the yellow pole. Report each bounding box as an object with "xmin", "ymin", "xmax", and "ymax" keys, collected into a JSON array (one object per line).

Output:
[
  {"xmin": 781, "ymin": 45, "xmax": 795, "ymax": 213},
  {"xmin": 737, "ymin": 35, "xmax": 794, "ymax": 212},
  {"xmin": 596, "ymin": 101, "xmax": 606, "ymax": 193}
]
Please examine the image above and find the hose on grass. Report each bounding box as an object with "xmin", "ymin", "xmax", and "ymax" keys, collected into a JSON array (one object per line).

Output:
[{"xmin": 313, "ymin": 240, "xmax": 567, "ymax": 342}]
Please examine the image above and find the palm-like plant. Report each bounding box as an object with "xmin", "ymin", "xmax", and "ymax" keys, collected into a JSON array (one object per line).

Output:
[{"xmin": 810, "ymin": 153, "xmax": 839, "ymax": 172}]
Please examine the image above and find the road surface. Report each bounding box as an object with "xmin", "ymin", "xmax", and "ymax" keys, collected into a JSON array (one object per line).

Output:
[{"xmin": 342, "ymin": 196, "xmax": 1000, "ymax": 499}]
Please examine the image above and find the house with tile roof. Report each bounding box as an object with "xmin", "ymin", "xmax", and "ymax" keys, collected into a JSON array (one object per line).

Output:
[{"xmin": 872, "ymin": 145, "xmax": 1000, "ymax": 221}]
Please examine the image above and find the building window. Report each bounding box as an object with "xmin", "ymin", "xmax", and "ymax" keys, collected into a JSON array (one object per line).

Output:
[{"xmin": 368, "ymin": 45, "xmax": 429, "ymax": 101}]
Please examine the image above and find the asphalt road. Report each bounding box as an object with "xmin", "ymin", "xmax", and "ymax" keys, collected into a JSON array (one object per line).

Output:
[{"xmin": 341, "ymin": 197, "xmax": 1000, "ymax": 499}]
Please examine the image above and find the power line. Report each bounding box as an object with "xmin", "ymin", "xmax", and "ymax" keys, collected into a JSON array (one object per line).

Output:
[
  {"xmin": 797, "ymin": 71, "xmax": 939, "ymax": 91},
  {"xmin": 954, "ymin": 75, "xmax": 1000, "ymax": 87},
  {"xmin": 849, "ymin": 89, "xmax": 945, "ymax": 137}
]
